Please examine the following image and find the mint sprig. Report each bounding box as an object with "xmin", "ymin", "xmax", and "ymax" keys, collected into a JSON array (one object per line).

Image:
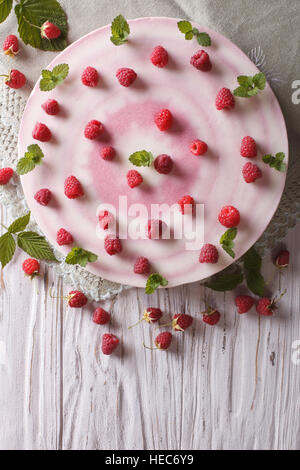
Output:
[
  {"xmin": 0, "ymin": 0, "xmax": 13, "ymax": 24},
  {"xmin": 262, "ymin": 152, "xmax": 286, "ymax": 172},
  {"xmin": 0, "ymin": 212, "xmax": 57, "ymax": 268},
  {"xmin": 177, "ymin": 20, "xmax": 211, "ymax": 46},
  {"xmin": 145, "ymin": 273, "xmax": 168, "ymax": 294},
  {"xmin": 204, "ymin": 265, "xmax": 243, "ymax": 292},
  {"xmin": 110, "ymin": 14, "xmax": 130, "ymax": 45},
  {"xmin": 129, "ymin": 150, "xmax": 153, "ymax": 167},
  {"xmin": 65, "ymin": 247, "xmax": 98, "ymax": 268},
  {"xmin": 233, "ymin": 73, "xmax": 266, "ymax": 98},
  {"xmin": 220, "ymin": 227, "xmax": 237, "ymax": 259},
  {"xmin": 39, "ymin": 63, "xmax": 69, "ymax": 91},
  {"xmin": 17, "ymin": 144, "xmax": 44, "ymax": 175},
  {"xmin": 243, "ymin": 246, "xmax": 265, "ymax": 297}
]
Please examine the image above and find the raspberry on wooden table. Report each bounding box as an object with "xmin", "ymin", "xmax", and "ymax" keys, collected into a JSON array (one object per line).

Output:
[
  {"xmin": 154, "ymin": 154, "xmax": 173, "ymax": 174},
  {"xmin": 172, "ymin": 314, "xmax": 193, "ymax": 331},
  {"xmin": 218, "ymin": 205, "xmax": 240, "ymax": 228},
  {"xmin": 275, "ymin": 249, "xmax": 289, "ymax": 268},
  {"xmin": 190, "ymin": 50, "xmax": 212, "ymax": 71},
  {"xmin": 3, "ymin": 35, "xmax": 19, "ymax": 56},
  {"xmin": 154, "ymin": 109, "xmax": 172, "ymax": 131},
  {"xmin": 102, "ymin": 334, "xmax": 119, "ymax": 355},
  {"xmin": 199, "ymin": 244, "xmax": 219, "ymax": 263},
  {"xmin": 84, "ymin": 120, "xmax": 104, "ymax": 140},
  {"xmin": 4, "ymin": 69, "xmax": 26, "ymax": 89},
  {"xmin": 32, "ymin": 122, "xmax": 52, "ymax": 142},
  {"xmin": 56, "ymin": 228, "xmax": 74, "ymax": 246},
  {"xmin": 202, "ymin": 310, "xmax": 221, "ymax": 325},
  {"xmin": 242, "ymin": 162, "xmax": 262, "ymax": 183},
  {"xmin": 22, "ymin": 258, "xmax": 40, "ymax": 277},
  {"xmin": 34, "ymin": 188, "xmax": 52, "ymax": 206},
  {"xmin": 134, "ymin": 256, "xmax": 150, "ymax": 274},
  {"xmin": 116, "ymin": 68, "xmax": 137, "ymax": 87},
  {"xmin": 256, "ymin": 298, "xmax": 274, "ymax": 316},
  {"xmin": 68, "ymin": 291, "xmax": 88, "ymax": 308},
  {"xmin": 215, "ymin": 88, "xmax": 235, "ymax": 110},
  {"xmin": 42, "ymin": 99, "xmax": 60, "ymax": 115},
  {"xmin": 64, "ymin": 176, "xmax": 84, "ymax": 199},
  {"xmin": 151, "ymin": 45, "xmax": 169, "ymax": 68},
  {"xmin": 155, "ymin": 332, "xmax": 172, "ymax": 350},
  {"xmin": 235, "ymin": 295, "xmax": 254, "ymax": 314},
  {"xmin": 81, "ymin": 66, "xmax": 99, "ymax": 87},
  {"xmin": 240, "ymin": 136, "xmax": 257, "ymax": 158},
  {"xmin": 93, "ymin": 308, "xmax": 110, "ymax": 325},
  {"xmin": 0, "ymin": 168, "xmax": 13, "ymax": 185},
  {"xmin": 190, "ymin": 139, "xmax": 208, "ymax": 156}
]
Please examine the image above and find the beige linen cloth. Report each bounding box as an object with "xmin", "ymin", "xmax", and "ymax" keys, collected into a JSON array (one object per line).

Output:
[{"xmin": 0, "ymin": 0, "xmax": 299, "ymax": 299}]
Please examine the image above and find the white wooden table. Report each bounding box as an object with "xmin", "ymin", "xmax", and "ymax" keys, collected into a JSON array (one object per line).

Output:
[{"xmin": 1, "ymin": 202, "xmax": 300, "ymax": 450}]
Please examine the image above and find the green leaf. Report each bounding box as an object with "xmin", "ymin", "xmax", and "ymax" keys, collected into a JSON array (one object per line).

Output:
[
  {"xmin": 237, "ymin": 75, "xmax": 253, "ymax": 87},
  {"xmin": 177, "ymin": 20, "xmax": 192, "ymax": 34},
  {"xmin": 15, "ymin": 0, "xmax": 68, "ymax": 51},
  {"xmin": 17, "ymin": 157, "xmax": 35, "ymax": 175},
  {"xmin": 0, "ymin": 0, "xmax": 12, "ymax": 24},
  {"xmin": 233, "ymin": 86, "xmax": 250, "ymax": 97},
  {"xmin": 222, "ymin": 244, "xmax": 235, "ymax": 259},
  {"xmin": 0, "ymin": 232, "xmax": 16, "ymax": 268},
  {"xmin": 129, "ymin": 150, "xmax": 153, "ymax": 167},
  {"xmin": 275, "ymin": 161, "xmax": 286, "ymax": 172},
  {"xmin": 145, "ymin": 273, "xmax": 168, "ymax": 294},
  {"xmin": 262, "ymin": 154, "xmax": 273, "ymax": 163},
  {"xmin": 204, "ymin": 266, "xmax": 243, "ymax": 292},
  {"xmin": 220, "ymin": 227, "xmax": 237, "ymax": 244},
  {"xmin": 252, "ymin": 72, "xmax": 266, "ymax": 90},
  {"xmin": 276, "ymin": 152, "xmax": 285, "ymax": 161},
  {"xmin": 196, "ymin": 32, "xmax": 211, "ymax": 46},
  {"xmin": 52, "ymin": 63, "xmax": 69, "ymax": 82},
  {"xmin": 17, "ymin": 144, "xmax": 44, "ymax": 175},
  {"xmin": 39, "ymin": 78, "xmax": 56, "ymax": 91},
  {"xmin": 243, "ymin": 246, "xmax": 262, "ymax": 272},
  {"xmin": 110, "ymin": 14, "xmax": 130, "ymax": 45},
  {"xmin": 262, "ymin": 151, "xmax": 286, "ymax": 172},
  {"xmin": 39, "ymin": 63, "xmax": 69, "ymax": 91},
  {"xmin": 185, "ymin": 31, "xmax": 193, "ymax": 40},
  {"xmin": 8, "ymin": 212, "xmax": 31, "ymax": 234},
  {"xmin": 17, "ymin": 231, "xmax": 57, "ymax": 261},
  {"xmin": 65, "ymin": 247, "xmax": 98, "ymax": 267},
  {"xmin": 234, "ymin": 73, "xmax": 266, "ymax": 99},
  {"xmin": 246, "ymin": 270, "xmax": 265, "ymax": 297},
  {"xmin": 247, "ymin": 87, "xmax": 259, "ymax": 96}
]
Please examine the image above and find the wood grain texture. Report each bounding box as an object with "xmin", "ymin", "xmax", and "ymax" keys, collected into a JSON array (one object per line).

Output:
[{"xmin": 1, "ymin": 203, "xmax": 300, "ymax": 450}]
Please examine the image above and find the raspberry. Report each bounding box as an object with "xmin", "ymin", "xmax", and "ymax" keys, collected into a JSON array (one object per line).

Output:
[
  {"xmin": 178, "ymin": 195, "xmax": 195, "ymax": 214},
  {"xmin": 64, "ymin": 176, "xmax": 84, "ymax": 199},
  {"xmin": 172, "ymin": 314, "xmax": 193, "ymax": 331},
  {"xmin": 154, "ymin": 154, "xmax": 173, "ymax": 174},
  {"xmin": 4, "ymin": 69, "xmax": 26, "ymax": 89},
  {"xmin": 84, "ymin": 120, "xmax": 104, "ymax": 140},
  {"xmin": 199, "ymin": 244, "xmax": 219, "ymax": 263},
  {"xmin": 129, "ymin": 307, "xmax": 163, "ymax": 329},
  {"xmin": 98, "ymin": 210, "xmax": 114, "ymax": 230},
  {"xmin": 41, "ymin": 99, "xmax": 60, "ymax": 115},
  {"xmin": 242, "ymin": 162, "xmax": 262, "ymax": 183},
  {"xmin": 190, "ymin": 50, "xmax": 212, "ymax": 71},
  {"xmin": 102, "ymin": 333, "xmax": 119, "ymax": 355},
  {"xmin": 3, "ymin": 35, "xmax": 19, "ymax": 56},
  {"xmin": 146, "ymin": 219, "xmax": 164, "ymax": 240},
  {"xmin": 32, "ymin": 122, "xmax": 52, "ymax": 142},
  {"xmin": 256, "ymin": 298, "xmax": 274, "ymax": 316},
  {"xmin": 104, "ymin": 235, "xmax": 122, "ymax": 256},
  {"xmin": 116, "ymin": 68, "xmax": 137, "ymax": 87},
  {"xmin": 155, "ymin": 332, "xmax": 172, "ymax": 350},
  {"xmin": 151, "ymin": 45, "xmax": 169, "ymax": 68},
  {"xmin": 235, "ymin": 295, "xmax": 254, "ymax": 314},
  {"xmin": 56, "ymin": 228, "xmax": 73, "ymax": 246},
  {"xmin": 40, "ymin": 21, "xmax": 61, "ymax": 39},
  {"xmin": 202, "ymin": 309, "xmax": 221, "ymax": 326},
  {"xmin": 275, "ymin": 249, "xmax": 289, "ymax": 268},
  {"xmin": 215, "ymin": 88, "xmax": 235, "ymax": 110},
  {"xmin": 93, "ymin": 308, "xmax": 110, "ymax": 325},
  {"xmin": 68, "ymin": 291, "xmax": 88, "ymax": 308},
  {"xmin": 190, "ymin": 139, "xmax": 208, "ymax": 156},
  {"xmin": 22, "ymin": 258, "xmax": 40, "ymax": 277},
  {"xmin": 101, "ymin": 146, "xmax": 115, "ymax": 161},
  {"xmin": 240, "ymin": 136, "xmax": 257, "ymax": 158},
  {"xmin": 34, "ymin": 188, "xmax": 52, "ymax": 206},
  {"xmin": 154, "ymin": 108, "xmax": 172, "ymax": 131},
  {"xmin": 81, "ymin": 66, "xmax": 99, "ymax": 87},
  {"xmin": 127, "ymin": 169, "xmax": 143, "ymax": 188},
  {"xmin": 218, "ymin": 205, "xmax": 240, "ymax": 228},
  {"xmin": 0, "ymin": 168, "xmax": 13, "ymax": 185},
  {"xmin": 134, "ymin": 256, "xmax": 150, "ymax": 274}
]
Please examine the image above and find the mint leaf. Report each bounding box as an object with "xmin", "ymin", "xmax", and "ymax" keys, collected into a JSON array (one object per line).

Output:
[
  {"xmin": 262, "ymin": 154, "xmax": 272, "ymax": 164},
  {"xmin": 233, "ymin": 86, "xmax": 250, "ymax": 98},
  {"xmin": 8, "ymin": 212, "xmax": 31, "ymax": 234},
  {"xmin": 129, "ymin": 150, "xmax": 153, "ymax": 167},
  {"xmin": 0, "ymin": 232, "xmax": 16, "ymax": 268},
  {"xmin": 247, "ymin": 87, "xmax": 259, "ymax": 96},
  {"xmin": 15, "ymin": 0, "xmax": 68, "ymax": 51},
  {"xmin": 17, "ymin": 157, "xmax": 35, "ymax": 175},
  {"xmin": 220, "ymin": 228, "xmax": 237, "ymax": 258},
  {"xmin": 252, "ymin": 72, "xmax": 266, "ymax": 90},
  {"xmin": 233, "ymin": 73, "xmax": 266, "ymax": 98},
  {"xmin": 243, "ymin": 247, "xmax": 265, "ymax": 296},
  {"xmin": 237, "ymin": 76, "xmax": 253, "ymax": 87},
  {"xmin": 110, "ymin": 14, "xmax": 130, "ymax": 45},
  {"xmin": 275, "ymin": 161, "xmax": 286, "ymax": 172},
  {"xmin": 177, "ymin": 20, "xmax": 192, "ymax": 34},
  {"xmin": 276, "ymin": 152, "xmax": 285, "ymax": 161},
  {"xmin": 185, "ymin": 31, "xmax": 193, "ymax": 40},
  {"xmin": 204, "ymin": 266, "xmax": 243, "ymax": 292},
  {"xmin": 65, "ymin": 247, "xmax": 98, "ymax": 267},
  {"xmin": 17, "ymin": 144, "xmax": 44, "ymax": 175},
  {"xmin": 145, "ymin": 273, "xmax": 168, "ymax": 294},
  {"xmin": 0, "ymin": 0, "xmax": 12, "ymax": 23},
  {"xmin": 246, "ymin": 270, "xmax": 265, "ymax": 297},
  {"xmin": 39, "ymin": 63, "xmax": 69, "ymax": 91},
  {"xmin": 222, "ymin": 243, "xmax": 235, "ymax": 259},
  {"xmin": 262, "ymin": 152, "xmax": 286, "ymax": 172},
  {"xmin": 177, "ymin": 20, "xmax": 211, "ymax": 46},
  {"xmin": 17, "ymin": 231, "xmax": 57, "ymax": 261},
  {"xmin": 196, "ymin": 32, "xmax": 211, "ymax": 46}
]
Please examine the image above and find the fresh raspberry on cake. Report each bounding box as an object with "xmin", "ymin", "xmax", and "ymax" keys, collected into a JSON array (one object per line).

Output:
[
  {"xmin": 154, "ymin": 109, "xmax": 172, "ymax": 131},
  {"xmin": 240, "ymin": 136, "xmax": 257, "ymax": 158},
  {"xmin": 56, "ymin": 228, "xmax": 74, "ymax": 246},
  {"xmin": 275, "ymin": 249, "xmax": 289, "ymax": 268},
  {"xmin": 116, "ymin": 67, "xmax": 137, "ymax": 87},
  {"xmin": 3, "ymin": 69, "xmax": 26, "ymax": 89},
  {"xmin": 151, "ymin": 45, "xmax": 169, "ymax": 68},
  {"xmin": 68, "ymin": 291, "xmax": 88, "ymax": 308},
  {"xmin": 101, "ymin": 146, "xmax": 115, "ymax": 161},
  {"xmin": 199, "ymin": 244, "xmax": 219, "ymax": 263},
  {"xmin": 134, "ymin": 256, "xmax": 150, "ymax": 274},
  {"xmin": 242, "ymin": 162, "xmax": 262, "ymax": 183},
  {"xmin": 98, "ymin": 210, "xmax": 114, "ymax": 230},
  {"xmin": 0, "ymin": 168, "xmax": 13, "ymax": 185},
  {"xmin": 202, "ymin": 309, "xmax": 221, "ymax": 325},
  {"xmin": 172, "ymin": 314, "xmax": 193, "ymax": 331},
  {"xmin": 127, "ymin": 169, "xmax": 143, "ymax": 188},
  {"xmin": 178, "ymin": 195, "xmax": 195, "ymax": 214},
  {"xmin": 235, "ymin": 295, "xmax": 254, "ymax": 314},
  {"xmin": 42, "ymin": 99, "xmax": 60, "ymax": 115},
  {"xmin": 104, "ymin": 235, "xmax": 122, "ymax": 255},
  {"xmin": 93, "ymin": 308, "xmax": 110, "ymax": 325},
  {"xmin": 155, "ymin": 332, "xmax": 172, "ymax": 350},
  {"xmin": 32, "ymin": 122, "xmax": 52, "ymax": 142},
  {"xmin": 34, "ymin": 188, "xmax": 52, "ymax": 206},
  {"xmin": 215, "ymin": 87, "xmax": 235, "ymax": 110},
  {"xmin": 218, "ymin": 205, "xmax": 240, "ymax": 228},
  {"xmin": 41, "ymin": 21, "xmax": 61, "ymax": 39},
  {"xmin": 146, "ymin": 219, "xmax": 164, "ymax": 240},
  {"xmin": 22, "ymin": 258, "xmax": 40, "ymax": 277},
  {"xmin": 3, "ymin": 35, "xmax": 19, "ymax": 56},
  {"xmin": 81, "ymin": 66, "xmax": 99, "ymax": 87},
  {"xmin": 190, "ymin": 139, "xmax": 208, "ymax": 156},
  {"xmin": 154, "ymin": 154, "xmax": 173, "ymax": 174},
  {"xmin": 102, "ymin": 333, "xmax": 119, "ymax": 355},
  {"xmin": 84, "ymin": 120, "xmax": 104, "ymax": 139},
  {"xmin": 64, "ymin": 176, "xmax": 84, "ymax": 199},
  {"xmin": 190, "ymin": 50, "xmax": 212, "ymax": 71}
]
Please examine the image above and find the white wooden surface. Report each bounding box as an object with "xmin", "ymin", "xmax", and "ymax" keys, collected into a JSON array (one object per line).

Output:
[{"xmin": 1, "ymin": 202, "xmax": 300, "ymax": 450}]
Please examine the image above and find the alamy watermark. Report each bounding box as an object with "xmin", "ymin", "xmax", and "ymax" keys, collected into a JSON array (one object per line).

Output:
[{"xmin": 291, "ymin": 80, "xmax": 300, "ymax": 104}]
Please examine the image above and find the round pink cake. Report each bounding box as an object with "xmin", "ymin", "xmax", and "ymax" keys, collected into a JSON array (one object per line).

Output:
[{"xmin": 18, "ymin": 17, "xmax": 288, "ymax": 288}]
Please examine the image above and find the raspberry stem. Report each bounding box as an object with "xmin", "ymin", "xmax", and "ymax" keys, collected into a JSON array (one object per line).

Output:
[
  {"xmin": 128, "ymin": 318, "xmax": 144, "ymax": 329},
  {"xmin": 143, "ymin": 343, "xmax": 159, "ymax": 351}
]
